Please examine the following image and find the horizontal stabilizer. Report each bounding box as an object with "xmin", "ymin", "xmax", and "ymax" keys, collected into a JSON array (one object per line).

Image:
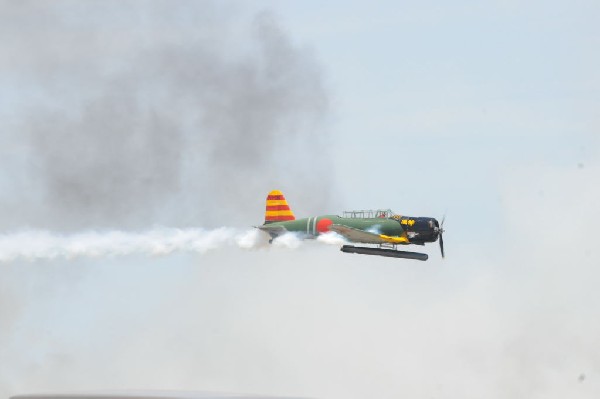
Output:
[{"xmin": 256, "ymin": 224, "xmax": 288, "ymax": 237}]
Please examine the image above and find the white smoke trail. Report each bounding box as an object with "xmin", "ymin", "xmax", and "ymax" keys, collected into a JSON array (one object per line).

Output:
[
  {"xmin": 0, "ymin": 227, "xmax": 306, "ymax": 262},
  {"xmin": 316, "ymin": 231, "xmax": 347, "ymax": 246},
  {"xmin": 271, "ymin": 232, "xmax": 303, "ymax": 249}
]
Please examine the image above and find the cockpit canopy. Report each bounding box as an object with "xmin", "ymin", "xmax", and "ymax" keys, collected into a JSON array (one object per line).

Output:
[{"xmin": 342, "ymin": 209, "xmax": 398, "ymax": 219}]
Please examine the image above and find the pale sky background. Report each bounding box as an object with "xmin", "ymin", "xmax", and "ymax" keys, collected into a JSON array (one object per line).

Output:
[{"xmin": 1, "ymin": 1, "xmax": 599, "ymax": 399}]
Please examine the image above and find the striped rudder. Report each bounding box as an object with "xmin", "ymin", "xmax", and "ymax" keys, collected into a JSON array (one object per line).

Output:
[{"xmin": 264, "ymin": 190, "xmax": 295, "ymax": 223}]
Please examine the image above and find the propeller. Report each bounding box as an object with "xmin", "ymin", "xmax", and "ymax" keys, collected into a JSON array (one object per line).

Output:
[{"xmin": 438, "ymin": 215, "xmax": 445, "ymax": 259}]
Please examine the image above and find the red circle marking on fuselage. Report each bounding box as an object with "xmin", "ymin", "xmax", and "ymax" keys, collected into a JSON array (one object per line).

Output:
[{"xmin": 316, "ymin": 218, "xmax": 333, "ymax": 233}]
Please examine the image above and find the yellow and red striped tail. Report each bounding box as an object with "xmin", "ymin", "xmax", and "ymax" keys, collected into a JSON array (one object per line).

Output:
[{"xmin": 264, "ymin": 190, "xmax": 295, "ymax": 223}]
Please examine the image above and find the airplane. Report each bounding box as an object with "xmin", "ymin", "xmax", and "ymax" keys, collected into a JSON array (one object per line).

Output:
[{"xmin": 257, "ymin": 190, "xmax": 445, "ymax": 261}]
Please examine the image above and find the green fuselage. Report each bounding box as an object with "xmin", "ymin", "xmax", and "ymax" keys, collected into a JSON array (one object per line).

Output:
[
  {"xmin": 276, "ymin": 215, "xmax": 402, "ymax": 236},
  {"xmin": 266, "ymin": 215, "xmax": 439, "ymax": 245}
]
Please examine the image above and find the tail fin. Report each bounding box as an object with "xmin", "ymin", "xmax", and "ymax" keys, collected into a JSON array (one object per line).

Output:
[{"xmin": 264, "ymin": 190, "xmax": 295, "ymax": 224}]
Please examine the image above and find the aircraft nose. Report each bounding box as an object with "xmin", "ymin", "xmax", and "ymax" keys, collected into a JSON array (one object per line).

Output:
[
  {"xmin": 431, "ymin": 218, "xmax": 442, "ymax": 235},
  {"xmin": 432, "ymin": 217, "xmax": 445, "ymax": 238}
]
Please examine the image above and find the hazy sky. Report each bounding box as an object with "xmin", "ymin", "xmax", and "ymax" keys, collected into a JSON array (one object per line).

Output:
[{"xmin": 1, "ymin": 1, "xmax": 599, "ymax": 399}]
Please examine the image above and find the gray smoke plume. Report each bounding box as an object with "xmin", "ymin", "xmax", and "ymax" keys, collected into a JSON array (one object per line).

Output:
[
  {"xmin": 0, "ymin": 2, "xmax": 332, "ymax": 395},
  {"xmin": 0, "ymin": 1, "xmax": 331, "ymax": 231}
]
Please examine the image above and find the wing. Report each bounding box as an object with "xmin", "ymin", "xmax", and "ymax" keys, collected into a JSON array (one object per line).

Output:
[
  {"xmin": 256, "ymin": 224, "xmax": 288, "ymax": 238},
  {"xmin": 329, "ymin": 224, "xmax": 409, "ymax": 244}
]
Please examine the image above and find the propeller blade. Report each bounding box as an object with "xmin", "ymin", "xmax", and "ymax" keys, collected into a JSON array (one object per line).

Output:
[{"xmin": 438, "ymin": 214, "xmax": 446, "ymax": 258}]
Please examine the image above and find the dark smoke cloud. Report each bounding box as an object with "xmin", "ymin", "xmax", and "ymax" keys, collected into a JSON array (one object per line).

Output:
[{"xmin": 0, "ymin": 1, "xmax": 330, "ymax": 231}]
